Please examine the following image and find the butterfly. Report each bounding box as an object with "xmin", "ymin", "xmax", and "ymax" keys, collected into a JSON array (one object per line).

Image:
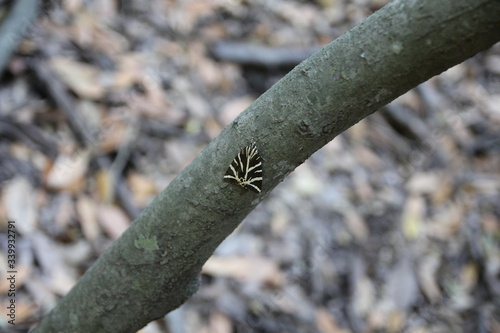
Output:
[{"xmin": 223, "ymin": 142, "xmax": 263, "ymax": 193}]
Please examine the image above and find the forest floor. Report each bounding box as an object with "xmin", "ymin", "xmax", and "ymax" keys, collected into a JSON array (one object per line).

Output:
[{"xmin": 0, "ymin": 1, "xmax": 499, "ymax": 332}]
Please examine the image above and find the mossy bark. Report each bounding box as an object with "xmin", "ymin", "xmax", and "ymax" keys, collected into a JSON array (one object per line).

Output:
[{"xmin": 33, "ymin": 0, "xmax": 500, "ymax": 332}]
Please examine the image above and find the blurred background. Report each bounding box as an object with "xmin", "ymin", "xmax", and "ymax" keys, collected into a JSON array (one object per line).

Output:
[{"xmin": 0, "ymin": 0, "xmax": 499, "ymax": 332}]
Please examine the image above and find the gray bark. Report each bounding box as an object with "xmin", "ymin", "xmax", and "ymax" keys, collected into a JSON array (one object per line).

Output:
[
  {"xmin": 33, "ymin": 0, "xmax": 500, "ymax": 332},
  {"xmin": 0, "ymin": 0, "xmax": 40, "ymax": 76}
]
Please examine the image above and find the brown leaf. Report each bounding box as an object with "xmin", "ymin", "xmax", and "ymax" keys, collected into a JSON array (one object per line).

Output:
[
  {"xmin": 31, "ymin": 231, "xmax": 79, "ymax": 295},
  {"xmin": 208, "ymin": 311, "xmax": 233, "ymax": 333},
  {"xmin": 219, "ymin": 96, "xmax": 254, "ymax": 126},
  {"xmin": 2, "ymin": 177, "xmax": 37, "ymax": 235},
  {"xmin": 291, "ymin": 164, "xmax": 323, "ymax": 197},
  {"xmin": 127, "ymin": 173, "xmax": 157, "ymax": 207},
  {"xmin": 97, "ymin": 204, "xmax": 130, "ymax": 240},
  {"xmin": 76, "ymin": 195, "xmax": 100, "ymax": 241},
  {"xmin": 418, "ymin": 253, "xmax": 442, "ymax": 302},
  {"xmin": 315, "ymin": 307, "xmax": 351, "ymax": 333},
  {"xmin": 49, "ymin": 57, "xmax": 105, "ymax": 99},
  {"xmin": 203, "ymin": 256, "xmax": 284, "ymax": 287},
  {"xmin": 401, "ymin": 195, "xmax": 425, "ymax": 240},
  {"xmin": 343, "ymin": 208, "xmax": 369, "ymax": 242},
  {"xmin": 45, "ymin": 150, "xmax": 90, "ymax": 191},
  {"xmin": 406, "ymin": 172, "xmax": 440, "ymax": 195},
  {"xmin": 0, "ymin": 299, "xmax": 36, "ymax": 324},
  {"xmin": 95, "ymin": 169, "xmax": 114, "ymax": 203}
]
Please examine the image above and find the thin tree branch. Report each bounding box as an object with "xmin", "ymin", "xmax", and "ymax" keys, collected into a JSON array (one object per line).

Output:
[{"xmin": 0, "ymin": 0, "xmax": 40, "ymax": 76}]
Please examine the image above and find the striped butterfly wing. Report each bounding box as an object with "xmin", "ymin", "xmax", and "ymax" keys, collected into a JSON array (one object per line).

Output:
[{"xmin": 224, "ymin": 142, "xmax": 263, "ymax": 193}]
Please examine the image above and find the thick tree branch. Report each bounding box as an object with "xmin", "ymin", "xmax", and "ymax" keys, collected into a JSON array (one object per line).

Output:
[{"xmin": 33, "ymin": 0, "xmax": 500, "ymax": 332}]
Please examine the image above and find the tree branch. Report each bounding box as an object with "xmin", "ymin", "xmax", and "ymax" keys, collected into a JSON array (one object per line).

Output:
[
  {"xmin": 33, "ymin": 0, "xmax": 500, "ymax": 331},
  {"xmin": 0, "ymin": 0, "xmax": 39, "ymax": 76}
]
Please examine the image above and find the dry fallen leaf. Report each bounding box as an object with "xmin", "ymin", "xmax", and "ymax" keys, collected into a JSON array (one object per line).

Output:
[
  {"xmin": 49, "ymin": 57, "xmax": 105, "ymax": 99},
  {"xmin": 31, "ymin": 231, "xmax": 79, "ymax": 295},
  {"xmin": 95, "ymin": 169, "xmax": 114, "ymax": 204},
  {"xmin": 0, "ymin": 263, "xmax": 31, "ymax": 294},
  {"xmin": 418, "ymin": 253, "xmax": 442, "ymax": 302},
  {"xmin": 0, "ymin": 299, "xmax": 36, "ymax": 325},
  {"xmin": 406, "ymin": 172, "xmax": 440, "ymax": 195},
  {"xmin": 343, "ymin": 208, "xmax": 369, "ymax": 242},
  {"xmin": 385, "ymin": 258, "xmax": 419, "ymax": 311},
  {"xmin": 219, "ymin": 96, "xmax": 254, "ymax": 126},
  {"xmin": 112, "ymin": 53, "xmax": 145, "ymax": 88},
  {"xmin": 460, "ymin": 262, "xmax": 479, "ymax": 292},
  {"xmin": 401, "ymin": 195, "xmax": 425, "ymax": 240},
  {"xmin": 97, "ymin": 204, "xmax": 130, "ymax": 240},
  {"xmin": 291, "ymin": 164, "xmax": 324, "ymax": 197},
  {"xmin": 98, "ymin": 115, "xmax": 128, "ymax": 153},
  {"xmin": 137, "ymin": 321, "xmax": 164, "ymax": 333},
  {"xmin": 351, "ymin": 276, "xmax": 375, "ymax": 317},
  {"xmin": 208, "ymin": 311, "xmax": 233, "ymax": 333},
  {"xmin": 45, "ymin": 150, "xmax": 90, "ymax": 191},
  {"xmin": 2, "ymin": 177, "xmax": 37, "ymax": 235},
  {"xmin": 315, "ymin": 307, "xmax": 351, "ymax": 333},
  {"xmin": 70, "ymin": 12, "xmax": 128, "ymax": 53},
  {"xmin": 76, "ymin": 195, "xmax": 100, "ymax": 241},
  {"xmin": 203, "ymin": 256, "xmax": 284, "ymax": 287},
  {"xmin": 63, "ymin": 0, "xmax": 84, "ymax": 13},
  {"xmin": 127, "ymin": 173, "xmax": 157, "ymax": 207},
  {"xmin": 24, "ymin": 277, "xmax": 59, "ymax": 313},
  {"xmin": 426, "ymin": 204, "xmax": 464, "ymax": 240}
]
